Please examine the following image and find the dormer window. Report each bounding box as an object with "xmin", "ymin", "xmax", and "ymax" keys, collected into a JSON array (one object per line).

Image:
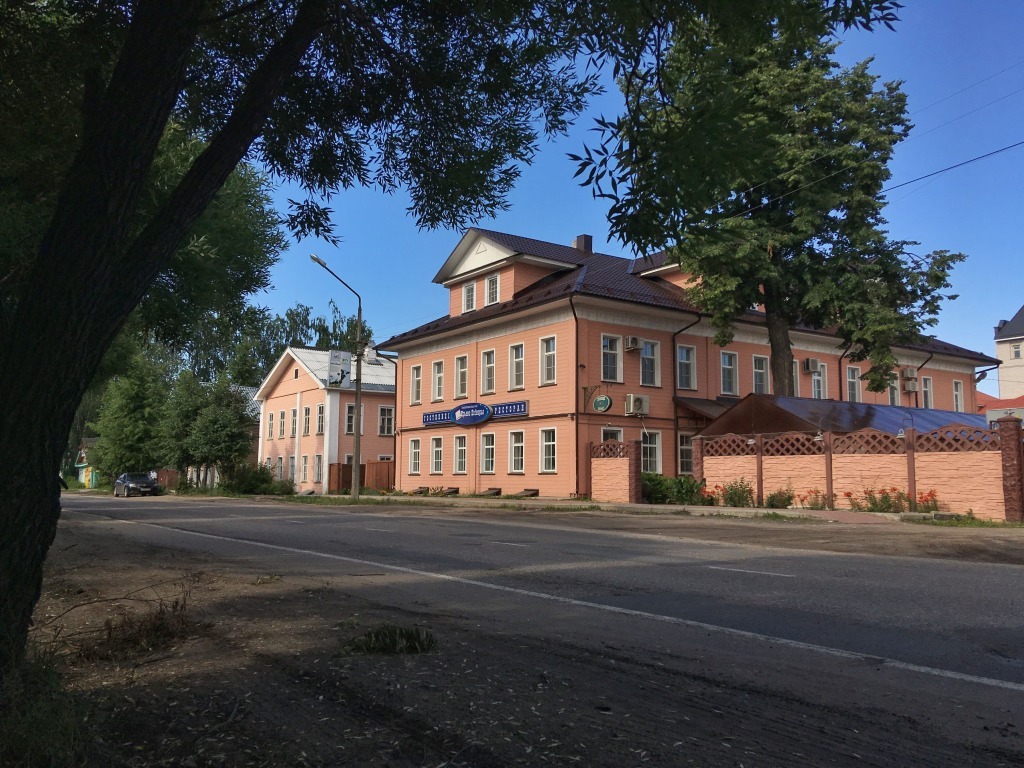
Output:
[
  {"xmin": 463, "ymin": 282, "xmax": 475, "ymax": 312},
  {"xmin": 485, "ymin": 273, "xmax": 500, "ymax": 305}
]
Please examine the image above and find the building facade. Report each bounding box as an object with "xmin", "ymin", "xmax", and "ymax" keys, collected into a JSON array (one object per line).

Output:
[
  {"xmin": 255, "ymin": 346, "xmax": 397, "ymax": 492},
  {"xmin": 994, "ymin": 306, "xmax": 1024, "ymax": 398},
  {"xmin": 378, "ymin": 229, "xmax": 997, "ymax": 499}
]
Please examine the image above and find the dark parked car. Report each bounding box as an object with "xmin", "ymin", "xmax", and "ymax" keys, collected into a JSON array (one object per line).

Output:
[{"xmin": 114, "ymin": 472, "xmax": 160, "ymax": 497}]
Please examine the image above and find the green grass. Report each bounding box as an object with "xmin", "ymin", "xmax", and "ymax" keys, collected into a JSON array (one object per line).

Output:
[
  {"xmin": 910, "ymin": 516, "xmax": 1024, "ymax": 528},
  {"xmin": 339, "ymin": 624, "xmax": 437, "ymax": 656}
]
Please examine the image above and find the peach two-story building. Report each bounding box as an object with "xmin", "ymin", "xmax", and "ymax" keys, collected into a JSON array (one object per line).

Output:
[
  {"xmin": 378, "ymin": 229, "xmax": 997, "ymax": 499},
  {"xmin": 256, "ymin": 346, "xmax": 396, "ymax": 492}
]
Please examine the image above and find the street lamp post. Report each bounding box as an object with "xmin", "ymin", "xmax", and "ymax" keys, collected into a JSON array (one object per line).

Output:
[{"xmin": 310, "ymin": 254, "xmax": 363, "ymax": 500}]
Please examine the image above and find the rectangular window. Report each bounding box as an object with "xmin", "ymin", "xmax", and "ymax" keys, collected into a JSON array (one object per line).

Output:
[
  {"xmin": 302, "ymin": 407, "xmax": 310, "ymax": 435},
  {"xmin": 1014, "ymin": 344, "xmax": 1021, "ymax": 359},
  {"xmin": 677, "ymin": 345, "xmax": 696, "ymax": 390},
  {"xmin": 409, "ymin": 439, "xmax": 421, "ymax": 475},
  {"xmin": 410, "ymin": 365, "xmax": 422, "ymax": 405},
  {"xmin": 316, "ymin": 404, "xmax": 325, "ymax": 435},
  {"xmin": 509, "ymin": 431, "xmax": 525, "ymax": 473},
  {"xmin": 290, "ymin": 409, "xmax": 297, "ymax": 437},
  {"xmin": 847, "ymin": 366, "xmax": 862, "ymax": 403},
  {"xmin": 346, "ymin": 403, "xmax": 355, "ymax": 435},
  {"xmin": 432, "ymin": 361, "xmax": 444, "ymax": 401},
  {"xmin": 791, "ymin": 360, "xmax": 800, "ymax": 397},
  {"xmin": 641, "ymin": 341, "xmax": 659, "ymax": 386},
  {"xmin": 922, "ymin": 376, "xmax": 933, "ymax": 408},
  {"xmin": 288, "ymin": 455, "xmax": 295, "ymax": 480},
  {"xmin": 463, "ymin": 282, "xmax": 475, "ymax": 312},
  {"xmin": 455, "ymin": 355, "xmax": 468, "ymax": 398},
  {"xmin": 314, "ymin": 454, "xmax": 323, "ymax": 483},
  {"xmin": 753, "ymin": 355, "xmax": 770, "ymax": 395},
  {"xmin": 641, "ymin": 431, "xmax": 660, "ymax": 473},
  {"xmin": 278, "ymin": 410, "xmax": 285, "ymax": 438},
  {"xmin": 276, "ymin": 456, "xmax": 283, "ymax": 480},
  {"xmin": 540, "ymin": 337, "xmax": 556, "ymax": 385},
  {"xmin": 601, "ymin": 335, "xmax": 622, "ymax": 382},
  {"xmin": 268, "ymin": 411, "xmax": 274, "ymax": 438},
  {"xmin": 431, "ymin": 437, "xmax": 443, "ymax": 473},
  {"xmin": 481, "ymin": 350, "xmax": 496, "ymax": 394},
  {"xmin": 301, "ymin": 455, "xmax": 308, "ymax": 482},
  {"xmin": 540, "ymin": 428, "xmax": 556, "ymax": 473},
  {"xmin": 812, "ymin": 365, "xmax": 827, "ymax": 400},
  {"xmin": 888, "ymin": 379, "xmax": 899, "ymax": 406},
  {"xmin": 678, "ymin": 434, "xmax": 693, "ymax": 474},
  {"xmin": 953, "ymin": 380, "xmax": 964, "ymax": 412},
  {"xmin": 378, "ymin": 455, "xmax": 393, "ymax": 461},
  {"xmin": 485, "ymin": 274, "xmax": 500, "ymax": 305},
  {"xmin": 481, "ymin": 433, "xmax": 495, "ymax": 474},
  {"xmin": 379, "ymin": 406, "xmax": 394, "ymax": 436},
  {"xmin": 721, "ymin": 351, "xmax": 738, "ymax": 395},
  {"xmin": 509, "ymin": 344, "xmax": 524, "ymax": 390},
  {"xmin": 454, "ymin": 435, "xmax": 467, "ymax": 474},
  {"xmin": 602, "ymin": 427, "xmax": 623, "ymax": 442}
]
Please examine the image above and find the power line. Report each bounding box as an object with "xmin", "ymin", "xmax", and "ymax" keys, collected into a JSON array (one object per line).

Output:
[{"xmin": 883, "ymin": 138, "xmax": 1024, "ymax": 193}]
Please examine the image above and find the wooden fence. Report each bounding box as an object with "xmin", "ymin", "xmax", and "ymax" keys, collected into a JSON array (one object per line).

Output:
[{"xmin": 327, "ymin": 460, "xmax": 396, "ymax": 493}]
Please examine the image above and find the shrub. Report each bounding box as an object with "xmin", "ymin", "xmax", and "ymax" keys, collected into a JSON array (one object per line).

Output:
[
  {"xmin": 799, "ymin": 488, "xmax": 835, "ymax": 510},
  {"xmin": 641, "ymin": 472, "xmax": 673, "ymax": 504},
  {"xmin": 720, "ymin": 478, "xmax": 754, "ymax": 507},
  {"xmin": 764, "ymin": 486, "xmax": 795, "ymax": 509},
  {"xmin": 671, "ymin": 475, "xmax": 708, "ymax": 505},
  {"xmin": 220, "ymin": 464, "xmax": 294, "ymax": 495},
  {"xmin": 847, "ymin": 487, "xmax": 924, "ymax": 514}
]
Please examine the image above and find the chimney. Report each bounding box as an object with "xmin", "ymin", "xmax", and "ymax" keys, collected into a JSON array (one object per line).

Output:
[{"xmin": 573, "ymin": 234, "xmax": 593, "ymax": 252}]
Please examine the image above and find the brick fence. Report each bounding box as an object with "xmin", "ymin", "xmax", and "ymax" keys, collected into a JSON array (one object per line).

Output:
[
  {"xmin": 694, "ymin": 416, "xmax": 1023, "ymax": 521},
  {"xmin": 590, "ymin": 440, "xmax": 641, "ymax": 504}
]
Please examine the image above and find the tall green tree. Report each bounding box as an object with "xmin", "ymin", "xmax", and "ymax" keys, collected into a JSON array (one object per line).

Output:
[
  {"xmin": 159, "ymin": 370, "xmax": 207, "ymax": 475},
  {"xmin": 576, "ymin": 15, "xmax": 960, "ymax": 395},
  {"xmin": 0, "ymin": 0, "xmax": 903, "ymax": 677},
  {"xmin": 187, "ymin": 377, "xmax": 255, "ymax": 487}
]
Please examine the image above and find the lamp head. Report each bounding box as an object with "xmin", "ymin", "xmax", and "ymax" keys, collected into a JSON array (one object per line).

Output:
[{"xmin": 309, "ymin": 254, "xmax": 327, "ymax": 268}]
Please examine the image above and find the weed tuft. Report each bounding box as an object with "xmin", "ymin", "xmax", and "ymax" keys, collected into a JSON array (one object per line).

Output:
[{"xmin": 340, "ymin": 624, "xmax": 437, "ymax": 656}]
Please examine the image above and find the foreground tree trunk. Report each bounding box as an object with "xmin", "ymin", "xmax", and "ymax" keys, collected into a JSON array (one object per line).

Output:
[
  {"xmin": 0, "ymin": 0, "xmax": 327, "ymax": 682},
  {"xmin": 763, "ymin": 281, "xmax": 796, "ymax": 397}
]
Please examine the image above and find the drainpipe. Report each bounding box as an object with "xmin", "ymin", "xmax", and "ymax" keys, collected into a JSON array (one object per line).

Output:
[
  {"xmin": 376, "ymin": 350, "xmax": 399, "ymax": 487},
  {"xmin": 570, "ymin": 296, "xmax": 580, "ymax": 498},
  {"xmin": 837, "ymin": 344, "xmax": 852, "ymax": 402},
  {"xmin": 913, "ymin": 352, "xmax": 934, "ymax": 408},
  {"xmin": 672, "ymin": 313, "xmax": 702, "ymax": 477}
]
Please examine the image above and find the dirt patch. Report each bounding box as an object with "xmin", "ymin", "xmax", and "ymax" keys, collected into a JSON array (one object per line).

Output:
[{"xmin": 34, "ymin": 518, "xmax": 1022, "ymax": 767}]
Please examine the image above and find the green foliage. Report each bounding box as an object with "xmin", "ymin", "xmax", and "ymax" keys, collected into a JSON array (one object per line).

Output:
[
  {"xmin": 641, "ymin": 472, "xmax": 674, "ymax": 504},
  {"xmin": 846, "ymin": 487, "xmax": 913, "ymax": 514},
  {"xmin": 672, "ymin": 475, "xmax": 709, "ymax": 505},
  {"xmin": 720, "ymin": 478, "xmax": 755, "ymax": 507},
  {"xmin": 187, "ymin": 377, "xmax": 254, "ymax": 481},
  {"xmin": 798, "ymin": 489, "xmax": 835, "ymax": 510},
  {"xmin": 764, "ymin": 486, "xmax": 795, "ymax": 509},
  {"xmin": 220, "ymin": 464, "xmax": 295, "ymax": 496},
  {"xmin": 642, "ymin": 473, "xmax": 711, "ymax": 505},
  {"xmin": 340, "ymin": 624, "xmax": 437, "ymax": 656}
]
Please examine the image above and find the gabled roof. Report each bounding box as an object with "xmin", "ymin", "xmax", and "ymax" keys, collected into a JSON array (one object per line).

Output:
[
  {"xmin": 698, "ymin": 394, "xmax": 986, "ymax": 437},
  {"xmin": 377, "ymin": 229, "xmax": 997, "ymax": 367},
  {"xmin": 255, "ymin": 346, "xmax": 395, "ymax": 401},
  {"xmin": 994, "ymin": 304, "xmax": 1024, "ymax": 340},
  {"xmin": 231, "ymin": 385, "xmax": 261, "ymax": 420}
]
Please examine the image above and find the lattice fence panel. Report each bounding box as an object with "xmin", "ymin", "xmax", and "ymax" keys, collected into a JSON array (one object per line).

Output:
[
  {"xmin": 833, "ymin": 429, "xmax": 906, "ymax": 455},
  {"xmin": 763, "ymin": 432, "xmax": 824, "ymax": 456},
  {"xmin": 916, "ymin": 426, "xmax": 1000, "ymax": 453},
  {"xmin": 592, "ymin": 441, "xmax": 628, "ymax": 459},
  {"xmin": 702, "ymin": 434, "xmax": 756, "ymax": 457}
]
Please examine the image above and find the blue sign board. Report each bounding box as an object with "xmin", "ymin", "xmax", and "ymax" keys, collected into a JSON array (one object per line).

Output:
[{"xmin": 422, "ymin": 400, "xmax": 528, "ymax": 426}]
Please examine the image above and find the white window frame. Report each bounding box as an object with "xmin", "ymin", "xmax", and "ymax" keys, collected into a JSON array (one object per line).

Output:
[
  {"xmin": 922, "ymin": 376, "xmax": 934, "ymax": 409},
  {"xmin": 481, "ymin": 349, "xmax": 496, "ymax": 394},
  {"xmin": 1014, "ymin": 344, "xmax": 1022, "ymax": 360},
  {"xmin": 267, "ymin": 411, "xmax": 274, "ymax": 438},
  {"xmin": 678, "ymin": 433, "xmax": 694, "ymax": 475},
  {"xmin": 410, "ymin": 365, "xmax": 422, "ymax": 405},
  {"xmin": 677, "ymin": 345, "xmax": 696, "ymax": 390},
  {"xmin": 454, "ymin": 355, "xmax": 468, "ymax": 399},
  {"xmin": 509, "ymin": 431, "xmax": 525, "ymax": 474},
  {"xmin": 409, "ymin": 439, "xmax": 421, "ymax": 475},
  {"xmin": 539, "ymin": 336, "xmax": 556, "ymax": 385},
  {"xmin": 431, "ymin": 437, "xmax": 443, "ymax": 474},
  {"xmin": 640, "ymin": 340, "xmax": 660, "ymax": 387},
  {"xmin": 847, "ymin": 366, "xmax": 862, "ymax": 404},
  {"xmin": 454, "ymin": 435, "xmax": 467, "ymax": 474},
  {"xmin": 601, "ymin": 335, "xmax": 622, "ymax": 382},
  {"xmin": 301, "ymin": 455, "xmax": 308, "ymax": 482},
  {"xmin": 432, "ymin": 361, "xmax": 444, "ymax": 402},
  {"xmin": 278, "ymin": 410, "xmax": 285, "ymax": 438},
  {"xmin": 641, "ymin": 431, "xmax": 660, "ymax": 474},
  {"xmin": 314, "ymin": 454, "xmax": 323, "ymax": 483},
  {"xmin": 602, "ymin": 427, "xmax": 623, "ymax": 443},
  {"xmin": 953, "ymin": 380, "xmax": 964, "ymax": 412},
  {"xmin": 753, "ymin": 355, "xmax": 770, "ymax": 395},
  {"xmin": 345, "ymin": 403, "xmax": 356, "ymax": 435},
  {"xmin": 317, "ymin": 401, "xmax": 325, "ymax": 434},
  {"xmin": 288, "ymin": 455, "xmax": 295, "ymax": 480},
  {"xmin": 888, "ymin": 379, "xmax": 899, "ymax": 406},
  {"xmin": 485, "ymin": 273, "xmax": 500, "ymax": 305},
  {"xmin": 812, "ymin": 364, "xmax": 827, "ymax": 400},
  {"xmin": 378, "ymin": 405, "xmax": 394, "ymax": 436},
  {"xmin": 302, "ymin": 406, "xmax": 310, "ymax": 436},
  {"xmin": 462, "ymin": 282, "xmax": 475, "ymax": 312},
  {"xmin": 721, "ymin": 351, "xmax": 738, "ymax": 395},
  {"xmin": 539, "ymin": 428, "xmax": 557, "ymax": 473},
  {"xmin": 481, "ymin": 433, "xmax": 495, "ymax": 474},
  {"xmin": 290, "ymin": 409, "xmax": 297, "ymax": 437},
  {"xmin": 276, "ymin": 456, "xmax": 283, "ymax": 480},
  {"xmin": 509, "ymin": 343, "xmax": 525, "ymax": 390}
]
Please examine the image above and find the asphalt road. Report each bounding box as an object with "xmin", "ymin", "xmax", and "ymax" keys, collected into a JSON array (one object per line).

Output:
[{"xmin": 59, "ymin": 494, "xmax": 1024, "ymax": 759}]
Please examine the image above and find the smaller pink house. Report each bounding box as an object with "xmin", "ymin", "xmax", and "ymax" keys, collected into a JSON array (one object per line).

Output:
[{"xmin": 255, "ymin": 346, "xmax": 397, "ymax": 493}]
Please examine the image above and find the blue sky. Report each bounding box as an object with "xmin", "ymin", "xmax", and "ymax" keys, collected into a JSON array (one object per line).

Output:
[{"xmin": 263, "ymin": 2, "xmax": 1023, "ymax": 395}]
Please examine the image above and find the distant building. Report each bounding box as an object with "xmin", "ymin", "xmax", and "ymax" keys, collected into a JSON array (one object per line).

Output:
[{"xmin": 994, "ymin": 306, "xmax": 1024, "ymax": 398}]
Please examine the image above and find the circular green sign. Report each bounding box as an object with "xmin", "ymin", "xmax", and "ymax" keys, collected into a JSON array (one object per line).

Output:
[{"xmin": 593, "ymin": 394, "xmax": 612, "ymax": 412}]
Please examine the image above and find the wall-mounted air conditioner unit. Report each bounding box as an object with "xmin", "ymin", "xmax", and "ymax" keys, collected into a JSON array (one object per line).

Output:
[
  {"xmin": 625, "ymin": 393, "xmax": 649, "ymax": 415},
  {"xmin": 903, "ymin": 380, "xmax": 919, "ymax": 393},
  {"xmin": 802, "ymin": 358, "xmax": 821, "ymax": 374},
  {"xmin": 624, "ymin": 336, "xmax": 642, "ymax": 351},
  {"xmin": 900, "ymin": 367, "xmax": 918, "ymax": 379}
]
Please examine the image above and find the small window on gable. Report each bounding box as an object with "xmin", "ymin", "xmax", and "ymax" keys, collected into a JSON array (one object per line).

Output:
[
  {"xmin": 294, "ymin": 368, "xmax": 299, "ymax": 379},
  {"xmin": 463, "ymin": 282, "xmax": 475, "ymax": 313},
  {"xmin": 485, "ymin": 273, "xmax": 500, "ymax": 305}
]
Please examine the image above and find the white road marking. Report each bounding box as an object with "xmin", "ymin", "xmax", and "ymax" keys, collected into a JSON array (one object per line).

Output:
[
  {"xmin": 90, "ymin": 515, "xmax": 1024, "ymax": 693},
  {"xmin": 490, "ymin": 541, "xmax": 529, "ymax": 547},
  {"xmin": 366, "ymin": 528, "xmax": 396, "ymax": 533},
  {"xmin": 707, "ymin": 566, "xmax": 795, "ymax": 578}
]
